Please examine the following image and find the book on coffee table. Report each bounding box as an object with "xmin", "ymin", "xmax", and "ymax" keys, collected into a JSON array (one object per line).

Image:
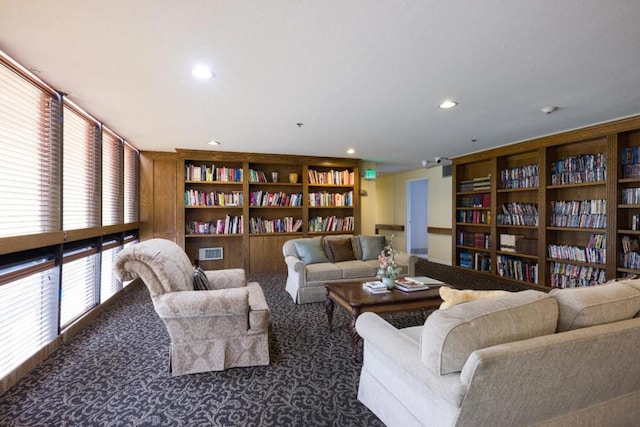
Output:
[
  {"xmin": 394, "ymin": 278, "xmax": 430, "ymax": 292},
  {"xmin": 362, "ymin": 281, "xmax": 390, "ymax": 294},
  {"xmin": 404, "ymin": 276, "xmax": 445, "ymax": 287}
]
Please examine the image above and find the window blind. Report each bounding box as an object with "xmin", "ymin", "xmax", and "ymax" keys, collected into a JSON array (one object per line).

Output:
[
  {"xmin": 60, "ymin": 247, "xmax": 98, "ymax": 328},
  {"xmin": 100, "ymin": 240, "xmax": 122, "ymax": 302},
  {"xmin": 124, "ymin": 142, "xmax": 139, "ymax": 223},
  {"xmin": 62, "ymin": 103, "xmax": 100, "ymax": 230},
  {"xmin": 102, "ymin": 128, "xmax": 123, "ymax": 226},
  {"xmin": 0, "ymin": 62, "xmax": 61, "ymax": 237},
  {"xmin": 0, "ymin": 259, "xmax": 58, "ymax": 379}
]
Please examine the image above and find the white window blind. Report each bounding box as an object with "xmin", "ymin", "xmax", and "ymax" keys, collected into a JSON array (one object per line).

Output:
[
  {"xmin": 124, "ymin": 143, "xmax": 139, "ymax": 223},
  {"xmin": 102, "ymin": 129, "xmax": 123, "ymax": 226},
  {"xmin": 63, "ymin": 104, "xmax": 100, "ymax": 230},
  {"xmin": 121, "ymin": 235, "xmax": 138, "ymax": 287},
  {"xmin": 0, "ymin": 62, "xmax": 61, "ymax": 237},
  {"xmin": 0, "ymin": 260, "xmax": 58, "ymax": 379},
  {"xmin": 60, "ymin": 248, "xmax": 98, "ymax": 328},
  {"xmin": 100, "ymin": 241, "xmax": 122, "ymax": 303}
]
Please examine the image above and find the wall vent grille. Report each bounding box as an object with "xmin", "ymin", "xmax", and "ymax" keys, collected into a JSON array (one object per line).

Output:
[
  {"xmin": 442, "ymin": 164, "xmax": 452, "ymax": 177},
  {"xmin": 199, "ymin": 247, "xmax": 223, "ymax": 261}
]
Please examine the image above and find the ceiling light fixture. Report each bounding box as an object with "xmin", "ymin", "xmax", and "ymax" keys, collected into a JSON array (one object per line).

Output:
[
  {"xmin": 439, "ymin": 100, "xmax": 458, "ymax": 109},
  {"xmin": 540, "ymin": 106, "xmax": 558, "ymax": 114},
  {"xmin": 207, "ymin": 140, "xmax": 220, "ymax": 146},
  {"xmin": 346, "ymin": 148, "xmax": 356, "ymax": 154},
  {"xmin": 191, "ymin": 65, "xmax": 214, "ymax": 80}
]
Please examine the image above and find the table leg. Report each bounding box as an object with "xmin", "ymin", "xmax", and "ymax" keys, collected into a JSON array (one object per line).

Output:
[
  {"xmin": 350, "ymin": 309, "xmax": 361, "ymax": 361},
  {"xmin": 325, "ymin": 296, "xmax": 335, "ymax": 331}
]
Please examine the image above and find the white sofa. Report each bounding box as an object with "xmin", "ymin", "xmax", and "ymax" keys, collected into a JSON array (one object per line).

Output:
[
  {"xmin": 283, "ymin": 234, "xmax": 417, "ymax": 304},
  {"xmin": 356, "ymin": 280, "xmax": 640, "ymax": 426}
]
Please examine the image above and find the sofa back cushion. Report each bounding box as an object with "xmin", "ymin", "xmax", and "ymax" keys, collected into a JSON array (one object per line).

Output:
[
  {"xmin": 421, "ymin": 290, "xmax": 558, "ymax": 374},
  {"xmin": 291, "ymin": 237, "xmax": 330, "ymax": 265},
  {"xmin": 325, "ymin": 237, "xmax": 356, "ymax": 262},
  {"xmin": 355, "ymin": 235, "xmax": 386, "ymax": 260},
  {"xmin": 550, "ymin": 281, "xmax": 640, "ymax": 332}
]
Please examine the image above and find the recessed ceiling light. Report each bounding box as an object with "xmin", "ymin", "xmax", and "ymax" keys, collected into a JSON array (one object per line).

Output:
[
  {"xmin": 346, "ymin": 148, "xmax": 356, "ymax": 154},
  {"xmin": 207, "ymin": 140, "xmax": 220, "ymax": 146},
  {"xmin": 191, "ymin": 65, "xmax": 214, "ymax": 80},
  {"xmin": 439, "ymin": 100, "xmax": 458, "ymax": 109}
]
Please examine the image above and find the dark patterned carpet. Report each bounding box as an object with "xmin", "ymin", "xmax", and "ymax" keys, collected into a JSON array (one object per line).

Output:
[
  {"xmin": 0, "ymin": 259, "xmax": 520, "ymax": 426},
  {"xmin": 0, "ymin": 272, "xmax": 431, "ymax": 426}
]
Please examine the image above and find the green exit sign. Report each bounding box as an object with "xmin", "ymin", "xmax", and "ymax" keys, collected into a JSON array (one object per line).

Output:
[{"xmin": 364, "ymin": 169, "xmax": 377, "ymax": 180}]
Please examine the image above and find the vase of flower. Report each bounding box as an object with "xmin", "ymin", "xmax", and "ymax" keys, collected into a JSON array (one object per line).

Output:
[{"xmin": 377, "ymin": 235, "xmax": 401, "ymax": 290}]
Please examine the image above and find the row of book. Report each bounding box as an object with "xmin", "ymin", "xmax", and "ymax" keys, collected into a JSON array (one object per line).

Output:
[
  {"xmin": 549, "ymin": 213, "xmax": 606, "ymax": 229},
  {"xmin": 307, "ymin": 169, "xmax": 355, "ymax": 186},
  {"xmin": 249, "ymin": 191, "xmax": 303, "ymax": 207},
  {"xmin": 496, "ymin": 255, "xmax": 538, "ymax": 283},
  {"xmin": 629, "ymin": 214, "xmax": 640, "ymax": 231},
  {"xmin": 184, "ymin": 190, "xmax": 243, "ymax": 207},
  {"xmin": 621, "ymin": 235, "xmax": 640, "ymax": 253},
  {"xmin": 458, "ymin": 193, "xmax": 490, "ymax": 208},
  {"xmin": 249, "ymin": 217, "xmax": 303, "ymax": 233},
  {"xmin": 457, "ymin": 231, "xmax": 491, "ymax": 249},
  {"xmin": 622, "ymin": 164, "xmax": 640, "ymax": 179},
  {"xmin": 459, "ymin": 252, "xmax": 491, "ymax": 271},
  {"xmin": 549, "ymin": 153, "xmax": 607, "ymax": 184},
  {"xmin": 186, "ymin": 215, "xmax": 243, "ymax": 235},
  {"xmin": 185, "ymin": 164, "xmax": 243, "ymax": 183},
  {"xmin": 621, "ymin": 146, "xmax": 640, "ymax": 172},
  {"xmin": 550, "ymin": 199, "xmax": 606, "ymax": 215},
  {"xmin": 309, "ymin": 216, "xmax": 354, "ymax": 232},
  {"xmin": 549, "ymin": 262, "xmax": 607, "ymax": 288},
  {"xmin": 500, "ymin": 164, "xmax": 539, "ymax": 189},
  {"xmin": 622, "ymin": 188, "xmax": 640, "ymax": 204},
  {"xmin": 248, "ymin": 169, "xmax": 271, "ymax": 183},
  {"xmin": 457, "ymin": 210, "xmax": 491, "ymax": 225},
  {"xmin": 547, "ymin": 234, "xmax": 606, "ymax": 264},
  {"xmin": 458, "ymin": 175, "xmax": 491, "ymax": 192},
  {"xmin": 308, "ymin": 191, "xmax": 354, "ymax": 207},
  {"xmin": 620, "ymin": 251, "xmax": 640, "ymax": 270},
  {"xmin": 496, "ymin": 202, "xmax": 539, "ymax": 226}
]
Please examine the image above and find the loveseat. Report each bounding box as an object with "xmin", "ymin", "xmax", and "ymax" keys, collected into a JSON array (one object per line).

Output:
[
  {"xmin": 356, "ymin": 279, "xmax": 640, "ymax": 426},
  {"xmin": 283, "ymin": 234, "xmax": 417, "ymax": 304}
]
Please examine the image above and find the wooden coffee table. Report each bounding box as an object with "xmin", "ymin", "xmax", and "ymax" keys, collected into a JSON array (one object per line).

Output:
[{"xmin": 324, "ymin": 281, "xmax": 443, "ymax": 360}]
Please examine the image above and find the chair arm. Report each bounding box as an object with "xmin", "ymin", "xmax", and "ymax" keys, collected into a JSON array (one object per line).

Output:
[
  {"xmin": 152, "ymin": 288, "xmax": 249, "ymax": 318},
  {"xmin": 284, "ymin": 255, "xmax": 305, "ymax": 273},
  {"xmin": 205, "ymin": 268, "xmax": 246, "ymax": 289},
  {"xmin": 394, "ymin": 251, "xmax": 418, "ymax": 275},
  {"xmin": 356, "ymin": 312, "xmax": 421, "ymax": 366}
]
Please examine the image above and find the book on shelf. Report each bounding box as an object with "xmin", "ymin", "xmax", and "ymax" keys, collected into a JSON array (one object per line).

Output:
[{"xmin": 362, "ymin": 281, "xmax": 390, "ymax": 294}]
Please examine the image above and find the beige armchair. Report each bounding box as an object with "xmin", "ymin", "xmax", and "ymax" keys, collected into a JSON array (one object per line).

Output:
[{"xmin": 114, "ymin": 238, "xmax": 270, "ymax": 376}]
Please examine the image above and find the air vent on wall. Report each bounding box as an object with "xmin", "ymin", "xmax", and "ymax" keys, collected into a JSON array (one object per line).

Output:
[
  {"xmin": 442, "ymin": 164, "xmax": 452, "ymax": 177},
  {"xmin": 199, "ymin": 247, "xmax": 223, "ymax": 261}
]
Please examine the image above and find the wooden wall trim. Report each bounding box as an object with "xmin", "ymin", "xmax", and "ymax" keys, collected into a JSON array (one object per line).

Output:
[{"xmin": 428, "ymin": 227, "xmax": 452, "ymax": 235}]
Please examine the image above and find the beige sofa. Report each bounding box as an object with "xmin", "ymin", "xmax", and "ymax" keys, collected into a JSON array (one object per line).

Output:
[
  {"xmin": 283, "ymin": 234, "xmax": 417, "ymax": 304},
  {"xmin": 356, "ymin": 280, "xmax": 640, "ymax": 426}
]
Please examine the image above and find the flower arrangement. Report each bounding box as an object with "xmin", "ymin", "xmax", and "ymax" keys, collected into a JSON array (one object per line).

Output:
[{"xmin": 376, "ymin": 235, "xmax": 401, "ymax": 281}]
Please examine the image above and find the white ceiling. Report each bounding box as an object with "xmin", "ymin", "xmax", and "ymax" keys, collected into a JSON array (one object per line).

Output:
[{"xmin": 2, "ymin": 1, "xmax": 640, "ymax": 172}]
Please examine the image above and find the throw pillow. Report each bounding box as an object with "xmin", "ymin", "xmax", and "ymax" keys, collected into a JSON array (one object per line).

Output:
[
  {"xmin": 192, "ymin": 267, "xmax": 210, "ymax": 291},
  {"xmin": 358, "ymin": 235, "xmax": 386, "ymax": 261},
  {"xmin": 326, "ymin": 238, "xmax": 356, "ymax": 263},
  {"xmin": 439, "ymin": 287, "xmax": 511, "ymax": 309},
  {"xmin": 293, "ymin": 237, "xmax": 330, "ymax": 265}
]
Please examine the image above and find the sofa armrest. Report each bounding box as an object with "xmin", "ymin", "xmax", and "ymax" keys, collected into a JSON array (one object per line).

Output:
[
  {"xmin": 284, "ymin": 255, "xmax": 305, "ymax": 273},
  {"xmin": 394, "ymin": 251, "xmax": 418, "ymax": 275},
  {"xmin": 152, "ymin": 288, "xmax": 249, "ymax": 318},
  {"xmin": 205, "ymin": 268, "xmax": 246, "ymax": 289}
]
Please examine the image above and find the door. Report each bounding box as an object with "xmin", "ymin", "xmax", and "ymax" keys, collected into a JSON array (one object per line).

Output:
[{"xmin": 407, "ymin": 179, "xmax": 428, "ymax": 257}]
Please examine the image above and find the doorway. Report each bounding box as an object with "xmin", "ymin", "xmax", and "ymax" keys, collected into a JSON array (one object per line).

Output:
[{"xmin": 407, "ymin": 178, "xmax": 428, "ymax": 257}]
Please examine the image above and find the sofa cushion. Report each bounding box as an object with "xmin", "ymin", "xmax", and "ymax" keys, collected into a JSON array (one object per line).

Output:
[
  {"xmin": 326, "ymin": 237, "xmax": 356, "ymax": 262},
  {"xmin": 357, "ymin": 235, "xmax": 386, "ymax": 261},
  {"xmin": 439, "ymin": 287, "xmax": 511, "ymax": 309},
  {"xmin": 336, "ymin": 260, "xmax": 377, "ymax": 279},
  {"xmin": 191, "ymin": 267, "xmax": 210, "ymax": 290},
  {"xmin": 293, "ymin": 237, "xmax": 330, "ymax": 264},
  {"xmin": 549, "ymin": 281, "xmax": 640, "ymax": 332},
  {"xmin": 421, "ymin": 290, "xmax": 558, "ymax": 374},
  {"xmin": 305, "ymin": 262, "xmax": 343, "ymax": 282}
]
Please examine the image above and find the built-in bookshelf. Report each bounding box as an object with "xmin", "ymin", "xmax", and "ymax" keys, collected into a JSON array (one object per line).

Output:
[
  {"xmin": 452, "ymin": 119, "xmax": 640, "ymax": 290},
  {"xmin": 176, "ymin": 150, "xmax": 359, "ymax": 272}
]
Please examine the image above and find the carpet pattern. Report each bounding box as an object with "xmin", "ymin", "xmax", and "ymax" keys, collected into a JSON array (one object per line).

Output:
[{"xmin": 0, "ymin": 273, "xmax": 429, "ymax": 426}]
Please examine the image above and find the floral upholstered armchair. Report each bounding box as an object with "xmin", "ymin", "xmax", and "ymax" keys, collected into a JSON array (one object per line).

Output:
[{"xmin": 114, "ymin": 238, "xmax": 270, "ymax": 376}]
